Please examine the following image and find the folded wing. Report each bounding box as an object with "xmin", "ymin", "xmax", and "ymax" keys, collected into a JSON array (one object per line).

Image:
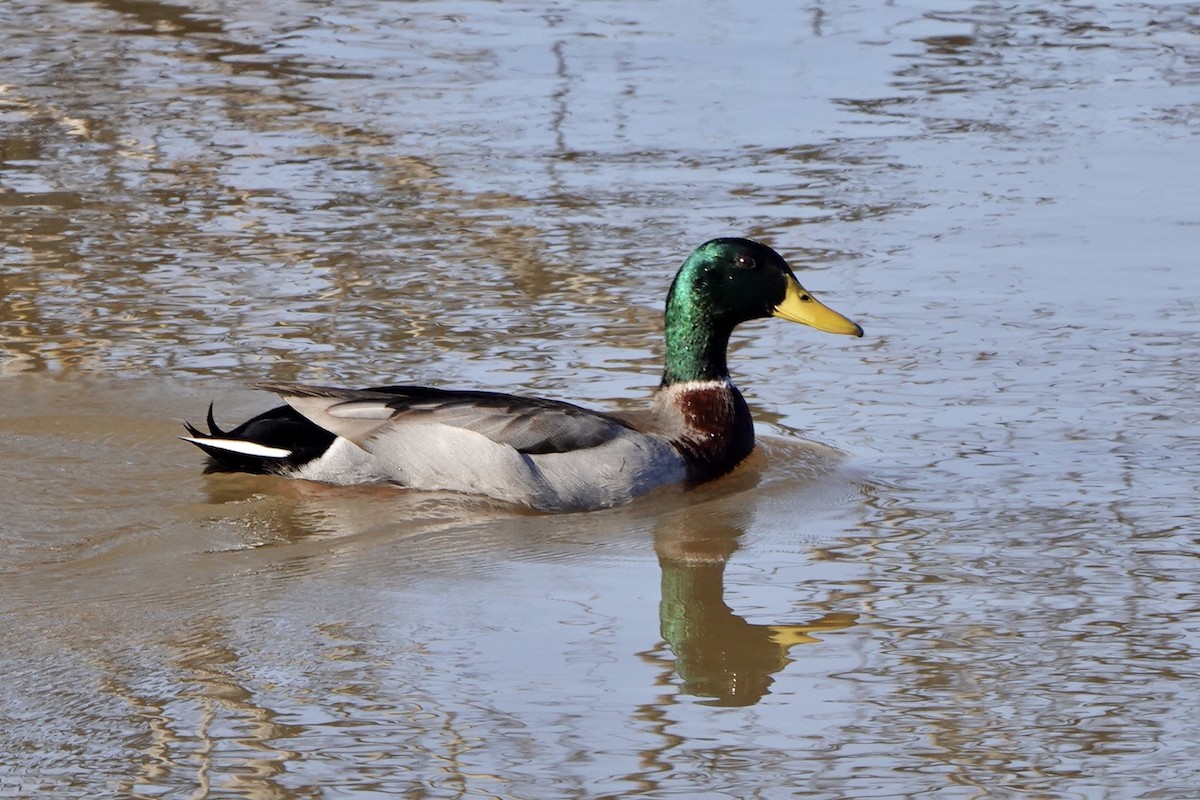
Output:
[{"xmin": 255, "ymin": 382, "xmax": 635, "ymax": 455}]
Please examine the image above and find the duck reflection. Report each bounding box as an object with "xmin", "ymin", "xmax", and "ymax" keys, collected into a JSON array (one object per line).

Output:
[
  {"xmin": 654, "ymin": 516, "xmax": 856, "ymax": 707},
  {"xmin": 196, "ymin": 461, "xmax": 858, "ymax": 709}
]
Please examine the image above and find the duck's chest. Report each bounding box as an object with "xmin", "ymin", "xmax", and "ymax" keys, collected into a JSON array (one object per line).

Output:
[{"xmin": 655, "ymin": 381, "xmax": 755, "ymax": 482}]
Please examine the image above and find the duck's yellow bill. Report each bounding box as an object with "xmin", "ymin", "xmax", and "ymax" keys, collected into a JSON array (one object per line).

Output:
[{"xmin": 772, "ymin": 275, "xmax": 863, "ymax": 337}]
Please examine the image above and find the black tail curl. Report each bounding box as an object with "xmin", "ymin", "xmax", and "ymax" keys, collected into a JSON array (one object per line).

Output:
[{"xmin": 183, "ymin": 402, "xmax": 335, "ymax": 475}]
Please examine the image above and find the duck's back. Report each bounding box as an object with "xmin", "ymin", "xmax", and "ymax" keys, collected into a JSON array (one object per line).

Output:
[{"xmin": 259, "ymin": 383, "xmax": 690, "ymax": 511}]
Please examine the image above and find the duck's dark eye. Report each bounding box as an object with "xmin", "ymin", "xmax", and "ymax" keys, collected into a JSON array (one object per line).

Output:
[{"xmin": 735, "ymin": 254, "xmax": 756, "ymax": 270}]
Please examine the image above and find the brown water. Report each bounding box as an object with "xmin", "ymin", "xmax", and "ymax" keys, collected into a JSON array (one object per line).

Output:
[{"xmin": 3, "ymin": 1, "xmax": 1200, "ymax": 798}]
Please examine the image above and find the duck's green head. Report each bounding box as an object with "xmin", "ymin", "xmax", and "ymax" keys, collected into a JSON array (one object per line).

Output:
[{"xmin": 662, "ymin": 238, "xmax": 862, "ymax": 385}]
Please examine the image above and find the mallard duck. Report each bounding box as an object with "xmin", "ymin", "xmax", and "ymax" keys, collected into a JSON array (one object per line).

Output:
[{"xmin": 183, "ymin": 238, "xmax": 862, "ymax": 511}]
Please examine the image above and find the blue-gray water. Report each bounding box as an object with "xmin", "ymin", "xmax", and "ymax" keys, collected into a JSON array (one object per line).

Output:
[{"xmin": 2, "ymin": 2, "xmax": 1199, "ymax": 798}]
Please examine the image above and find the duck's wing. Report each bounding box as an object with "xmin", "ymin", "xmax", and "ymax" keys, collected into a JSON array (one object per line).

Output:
[{"xmin": 255, "ymin": 382, "xmax": 637, "ymax": 455}]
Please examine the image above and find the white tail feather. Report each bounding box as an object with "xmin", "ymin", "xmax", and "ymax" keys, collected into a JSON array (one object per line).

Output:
[{"xmin": 181, "ymin": 436, "xmax": 292, "ymax": 459}]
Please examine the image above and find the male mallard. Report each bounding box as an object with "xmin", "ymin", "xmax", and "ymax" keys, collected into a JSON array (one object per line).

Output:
[{"xmin": 183, "ymin": 238, "xmax": 862, "ymax": 511}]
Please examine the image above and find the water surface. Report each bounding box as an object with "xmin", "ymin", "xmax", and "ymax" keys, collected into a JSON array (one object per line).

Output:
[{"xmin": 2, "ymin": 1, "xmax": 1199, "ymax": 798}]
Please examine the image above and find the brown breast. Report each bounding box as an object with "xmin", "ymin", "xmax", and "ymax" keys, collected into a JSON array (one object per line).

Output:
[{"xmin": 648, "ymin": 381, "xmax": 755, "ymax": 484}]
